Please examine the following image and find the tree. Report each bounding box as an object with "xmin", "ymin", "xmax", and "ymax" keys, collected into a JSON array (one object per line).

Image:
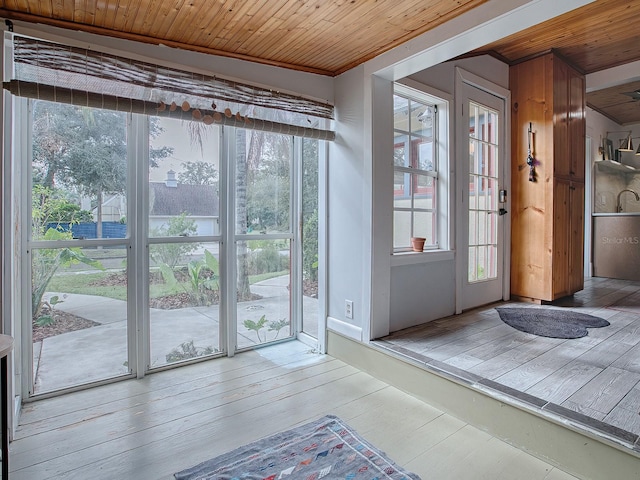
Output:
[
  {"xmin": 245, "ymin": 134, "xmax": 291, "ymax": 232},
  {"xmin": 182, "ymin": 112, "xmax": 304, "ymax": 301},
  {"xmin": 302, "ymin": 139, "xmax": 319, "ymax": 283},
  {"xmin": 235, "ymin": 129, "xmax": 251, "ymax": 300},
  {"xmin": 32, "ymin": 100, "xmax": 172, "ymax": 237},
  {"xmin": 63, "ymin": 108, "xmax": 128, "ymax": 238},
  {"xmin": 177, "ymin": 161, "xmax": 218, "ymax": 185},
  {"xmin": 32, "ymin": 102, "xmax": 84, "ymax": 188}
]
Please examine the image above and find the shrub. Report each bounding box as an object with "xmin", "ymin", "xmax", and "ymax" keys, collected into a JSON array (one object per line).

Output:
[
  {"xmin": 302, "ymin": 209, "xmax": 318, "ymax": 281},
  {"xmin": 149, "ymin": 213, "xmax": 199, "ymax": 268},
  {"xmin": 247, "ymin": 243, "xmax": 288, "ymax": 275}
]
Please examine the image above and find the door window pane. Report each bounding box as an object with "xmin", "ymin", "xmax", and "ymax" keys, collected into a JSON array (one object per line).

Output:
[
  {"xmin": 468, "ymin": 101, "xmax": 499, "ymax": 283},
  {"xmin": 237, "ymin": 239, "xmax": 292, "ymax": 349},
  {"xmin": 31, "ymin": 245, "xmax": 129, "ymax": 393},
  {"xmin": 30, "ymin": 99, "xmax": 130, "ymax": 394},
  {"xmin": 235, "ymin": 131, "xmax": 292, "ymax": 235},
  {"xmin": 149, "ymin": 117, "xmax": 220, "ymax": 238},
  {"xmin": 147, "ymin": 117, "xmax": 221, "ymax": 367},
  {"xmin": 235, "ymin": 129, "xmax": 293, "ymax": 350},
  {"xmin": 31, "ymin": 100, "xmax": 128, "ymax": 241},
  {"xmin": 149, "ymin": 242, "xmax": 221, "ymax": 367},
  {"xmin": 301, "ymin": 139, "xmax": 320, "ymax": 339}
]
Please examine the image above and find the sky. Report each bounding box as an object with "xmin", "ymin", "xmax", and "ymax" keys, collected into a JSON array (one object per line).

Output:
[{"xmin": 149, "ymin": 117, "xmax": 220, "ymax": 182}]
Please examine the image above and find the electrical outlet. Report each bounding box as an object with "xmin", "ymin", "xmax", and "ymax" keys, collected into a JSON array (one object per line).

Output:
[{"xmin": 345, "ymin": 300, "xmax": 353, "ymax": 319}]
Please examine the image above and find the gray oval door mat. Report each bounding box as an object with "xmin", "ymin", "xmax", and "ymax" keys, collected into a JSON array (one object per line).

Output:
[{"xmin": 496, "ymin": 307, "xmax": 610, "ymax": 339}]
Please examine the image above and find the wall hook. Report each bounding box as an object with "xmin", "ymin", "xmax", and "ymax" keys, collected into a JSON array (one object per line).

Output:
[{"xmin": 527, "ymin": 122, "xmax": 536, "ymax": 182}]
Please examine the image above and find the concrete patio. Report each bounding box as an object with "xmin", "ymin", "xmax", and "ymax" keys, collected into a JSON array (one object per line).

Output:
[{"xmin": 34, "ymin": 275, "xmax": 319, "ymax": 393}]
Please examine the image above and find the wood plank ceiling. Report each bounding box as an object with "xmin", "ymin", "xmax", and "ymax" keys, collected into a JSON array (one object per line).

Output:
[
  {"xmin": 0, "ymin": 0, "xmax": 638, "ymax": 123},
  {"xmin": 473, "ymin": 0, "xmax": 640, "ymax": 125},
  {"xmin": 0, "ymin": 0, "xmax": 488, "ymax": 76}
]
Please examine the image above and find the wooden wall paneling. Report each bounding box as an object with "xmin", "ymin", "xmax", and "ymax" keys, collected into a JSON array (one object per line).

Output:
[
  {"xmin": 145, "ymin": 0, "xmax": 189, "ymax": 39},
  {"xmin": 102, "ymin": 0, "xmax": 123, "ymax": 30},
  {"xmin": 92, "ymin": 0, "xmax": 110, "ymax": 27},
  {"xmin": 120, "ymin": 1, "xmax": 146, "ymax": 33},
  {"xmin": 127, "ymin": 1, "xmax": 158, "ymax": 34},
  {"xmin": 214, "ymin": 1, "xmax": 289, "ymax": 54},
  {"xmin": 2, "ymin": 0, "xmax": 640, "ymax": 77}
]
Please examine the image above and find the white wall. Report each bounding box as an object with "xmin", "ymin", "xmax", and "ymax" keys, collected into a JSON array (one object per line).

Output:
[
  {"xmin": 326, "ymin": 66, "xmax": 368, "ymax": 341},
  {"xmin": 325, "ymin": 54, "xmax": 509, "ymax": 339},
  {"xmin": 409, "ymin": 56, "xmax": 509, "ymax": 94},
  {"xmin": 385, "ymin": 57, "xmax": 508, "ymax": 334},
  {"xmin": 624, "ymin": 126, "xmax": 640, "ymax": 212},
  {"xmin": 390, "ymin": 260, "xmax": 455, "ymax": 331}
]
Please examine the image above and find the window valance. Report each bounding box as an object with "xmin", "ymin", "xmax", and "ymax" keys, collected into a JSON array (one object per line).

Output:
[{"xmin": 5, "ymin": 35, "xmax": 335, "ymax": 140}]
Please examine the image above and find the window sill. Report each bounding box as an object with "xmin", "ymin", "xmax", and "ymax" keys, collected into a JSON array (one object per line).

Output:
[{"xmin": 391, "ymin": 249, "xmax": 454, "ymax": 266}]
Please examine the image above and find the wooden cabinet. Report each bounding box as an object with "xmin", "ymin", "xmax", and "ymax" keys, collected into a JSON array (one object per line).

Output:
[{"xmin": 510, "ymin": 52, "xmax": 585, "ymax": 302}]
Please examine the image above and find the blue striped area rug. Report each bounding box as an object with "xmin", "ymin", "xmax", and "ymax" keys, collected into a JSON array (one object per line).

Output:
[{"xmin": 174, "ymin": 415, "xmax": 421, "ymax": 480}]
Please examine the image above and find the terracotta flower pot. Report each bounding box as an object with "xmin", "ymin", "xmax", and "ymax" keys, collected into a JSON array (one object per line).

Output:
[{"xmin": 410, "ymin": 237, "xmax": 426, "ymax": 252}]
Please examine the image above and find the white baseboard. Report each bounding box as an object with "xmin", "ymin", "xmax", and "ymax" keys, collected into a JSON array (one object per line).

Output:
[
  {"xmin": 326, "ymin": 316, "xmax": 362, "ymax": 342},
  {"xmin": 12, "ymin": 395, "xmax": 21, "ymax": 439}
]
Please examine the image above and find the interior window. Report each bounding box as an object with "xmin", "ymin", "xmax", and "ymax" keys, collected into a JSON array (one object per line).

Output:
[{"xmin": 392, "ymin": 89, "xmax": 439, "ymax": 252}]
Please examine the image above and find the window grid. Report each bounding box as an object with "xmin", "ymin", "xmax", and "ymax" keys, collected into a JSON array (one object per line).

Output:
[
  {"xmin": 468, "ymin": 101, "xmax": 499, "ymax": 282},
  {"xmin": 393, "ymin": 92, "xmax": 438, "ymax": 252}
]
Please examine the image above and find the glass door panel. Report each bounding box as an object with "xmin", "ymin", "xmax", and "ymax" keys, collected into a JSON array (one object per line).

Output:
[
  {"xmin": 235, "ymin": 130, "xmax": 294, "ymax": 350},
  {"xmin": 148, "ymin": 241, "xmax": 221, "ymax": 366},
  {"xmin": 236, "ymin": 239, "xmax": 292, "ymax": 349},
  {"xmin": 148, "ymin": 117, "xmax": 222, "ymax": 367},
  {"xmin": 458, "ymin": 81, "xmax": 506, "ymax": 311},
  {"xmin": 29, "ymin": 100, "xmax": 130, "ymax": 394},
  {"xmin": 468, "ymin": 101, "xmax": 499, "ymax": 284},
  {"xmin": 31, "ymin": 245, "xmax": 130, "ymax": 393},
  {"xmin": 301, "ymin": 138, "xmax": 320, "ymax": 339}
]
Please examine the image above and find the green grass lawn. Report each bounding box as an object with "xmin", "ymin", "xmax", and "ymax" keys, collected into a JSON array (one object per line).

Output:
[{"xmin": 47, "ymin": 269, "xmax": 289, "ymax": 301}]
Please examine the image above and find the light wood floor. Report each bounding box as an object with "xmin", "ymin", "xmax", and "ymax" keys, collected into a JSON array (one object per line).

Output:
[
  {"xmin": 9, "ymin": 341, "xmax": 578, "ymax": 480},
  {"xmin": 379, "ymin": 276, "xmax": 640, "ymax": 442}
]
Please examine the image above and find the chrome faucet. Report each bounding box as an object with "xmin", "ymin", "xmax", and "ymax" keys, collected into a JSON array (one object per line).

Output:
[{"xmin": 616, "ymin": 189, "xmax": 640, "ymax": 212}]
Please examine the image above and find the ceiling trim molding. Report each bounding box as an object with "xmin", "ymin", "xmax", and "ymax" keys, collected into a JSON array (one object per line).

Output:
[
  {"xmin": 587, "ymin": 60, "xmax": 640, "ymax": 93},
  {"xmin": 365, "ymin": 0, "xmax": 595, "ymax": 81}
]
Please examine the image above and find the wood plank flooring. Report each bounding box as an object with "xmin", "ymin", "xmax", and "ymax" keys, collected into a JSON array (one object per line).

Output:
[
  {"xmin": 380, "ymin": 277, "xmax": 640, "ymax": 439},
  {"xmin": 9, "ymin": 341, "xmax": 578, "ymax": 480}
]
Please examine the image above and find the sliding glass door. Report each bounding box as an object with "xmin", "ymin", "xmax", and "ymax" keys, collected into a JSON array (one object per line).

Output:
[
  {"xmin": 21, "ymin": 100, "xmax": 323, "ymax": 396},
  {"xmin": 147, "ymin": 117, "xmax": 223, "ymax": 368},
  {"xmin": 28, "ymin": 100, "xmax": 132, "ymax": 394},
  {"xmin": 233, "ymin": 130, "xmax": 294, "ymax": 350}
]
